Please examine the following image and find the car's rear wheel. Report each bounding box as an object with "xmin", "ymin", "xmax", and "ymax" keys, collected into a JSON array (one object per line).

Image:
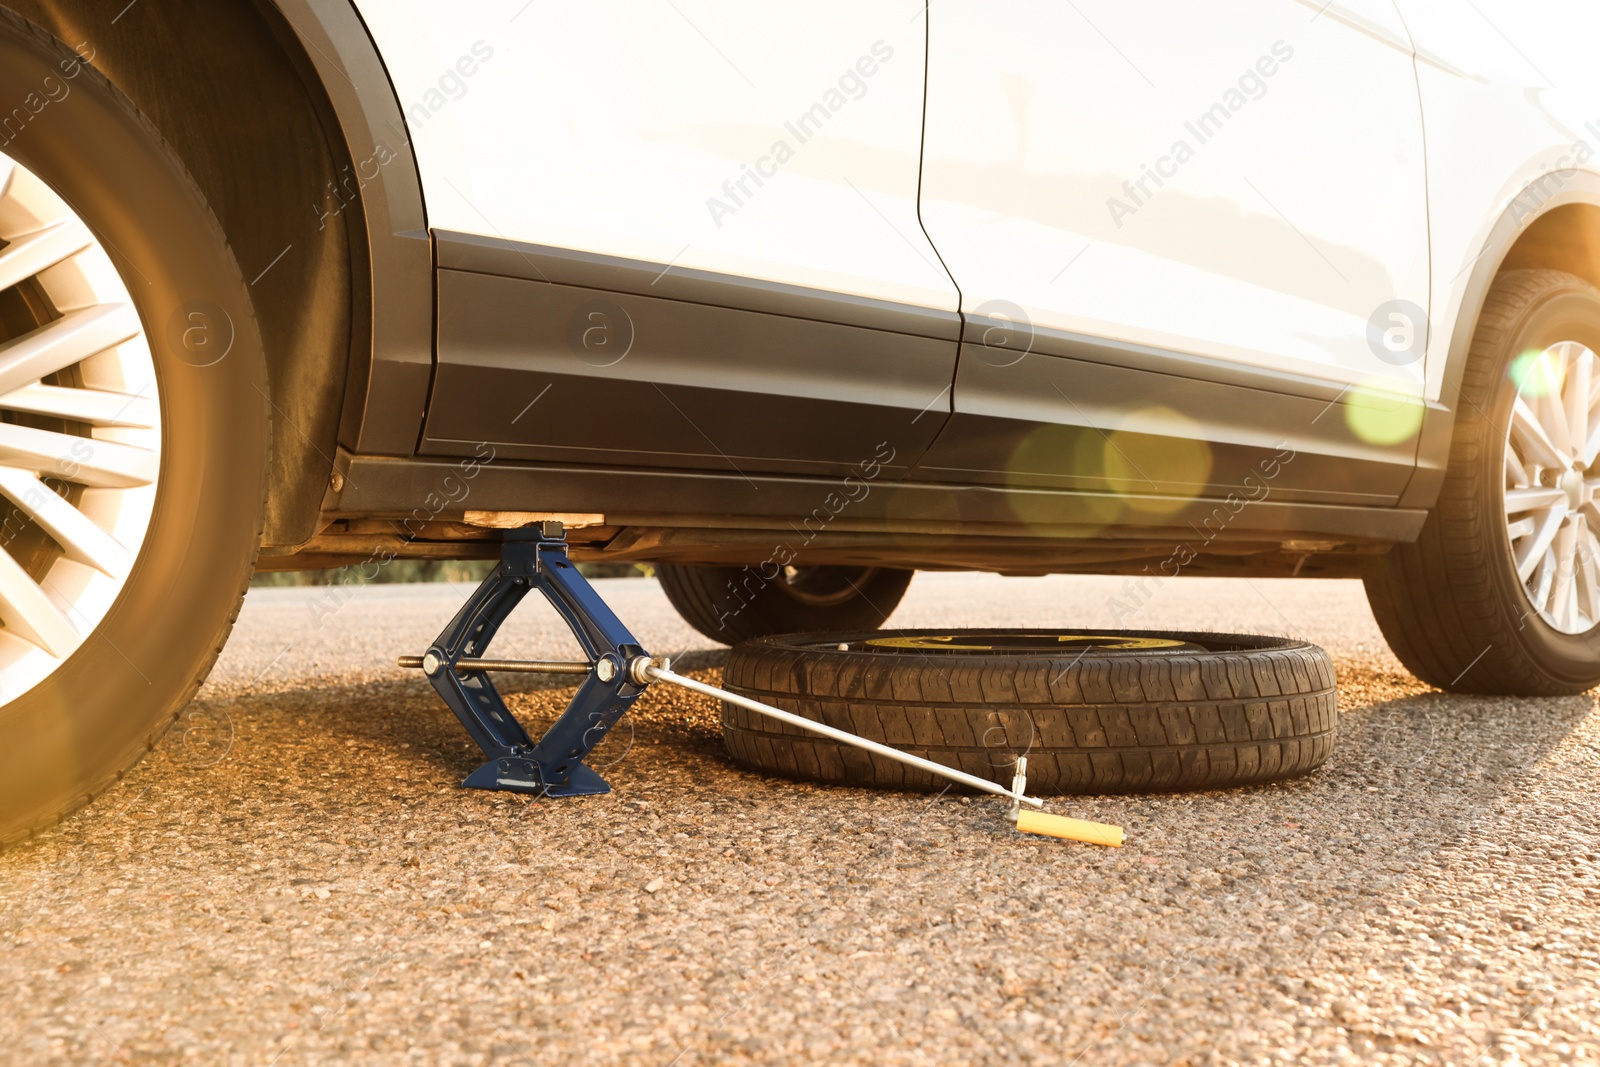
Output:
[
  {"xmin": 0, "ymin": 13, "xmax": 268, "ymax": 845},
  {"xmin": 657, "ymin": 562, "xmax": 913, "ymax": 644},
  {"xmin": 1365, "ymin": 269, "xmax": 1600, "ymax": 694}
]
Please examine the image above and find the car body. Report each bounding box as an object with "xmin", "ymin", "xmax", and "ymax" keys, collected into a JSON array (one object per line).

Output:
[{"xmin": 231, "ymin": 0, "xmax": 1593, "ymax": 580}]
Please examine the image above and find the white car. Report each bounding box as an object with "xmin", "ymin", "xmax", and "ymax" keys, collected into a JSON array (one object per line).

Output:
[{"xmin": 0, "ymin": 0, "xmax": 1593, "ymax": 840}]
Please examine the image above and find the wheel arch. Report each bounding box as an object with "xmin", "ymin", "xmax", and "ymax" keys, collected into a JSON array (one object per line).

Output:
[
  {"xmin": 0, "ymin": 0, "xmax": 432, "ymax": 549},
  {"xmin": 1402, "ymin": 171, "xmax": 1600, "ymax": 509}
]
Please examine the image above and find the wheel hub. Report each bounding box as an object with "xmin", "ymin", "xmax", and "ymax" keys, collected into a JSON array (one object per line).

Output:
[{"xmin": 1561, "ymin": 467, "xmax": 1587, "ymax": 510}]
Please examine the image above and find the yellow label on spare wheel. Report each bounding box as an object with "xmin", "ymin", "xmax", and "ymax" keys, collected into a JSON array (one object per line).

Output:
[{"xmin": 862, "ymin": 634, "xmax": 1193, "ymax": 652}]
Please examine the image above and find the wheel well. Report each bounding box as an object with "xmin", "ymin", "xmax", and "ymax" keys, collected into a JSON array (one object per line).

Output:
[
  {"xmin": 0, "ymin": 0, "xmax": 361, "ymax": 549},
  {"xmin": 1500, "ymin": 202, "xmax": 1600, "ymax": 288}
]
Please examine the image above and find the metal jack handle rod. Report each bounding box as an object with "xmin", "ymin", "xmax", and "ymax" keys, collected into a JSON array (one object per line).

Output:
[
  {"xmin": 636, "ymin": 659, "xmax": 1046, "ymax": 810},
  {"xmin": 397, "ymin": 654, "xmax": 593, "ymax": 676}
]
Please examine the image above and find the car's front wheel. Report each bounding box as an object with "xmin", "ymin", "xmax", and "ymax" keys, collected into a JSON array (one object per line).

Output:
[
  {"xmin": 1365, "ymin": 269, "xmax": 1600, "ymax": 695},
  {"xmin": 0, "ymin": 12, "xmax": 268, "ymax": 845}
]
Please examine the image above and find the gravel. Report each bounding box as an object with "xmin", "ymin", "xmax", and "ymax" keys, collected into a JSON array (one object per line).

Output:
[{"xmin": 1, "ymin": 572, "xmax": 1596, "ymax": 1065}]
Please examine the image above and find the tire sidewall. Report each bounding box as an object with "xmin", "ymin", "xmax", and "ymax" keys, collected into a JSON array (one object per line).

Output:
[
  {"xmin": 738, "ymin": 627, "xmax": 1308, "ymax": 657},
  {"xmin": 0, "ymin": 18, "xmax": 268, "ymax": 838}
]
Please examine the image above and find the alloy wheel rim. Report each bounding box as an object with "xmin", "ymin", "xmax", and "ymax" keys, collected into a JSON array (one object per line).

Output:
[
  {"xmin": 0, "ymin": 151, "xmax": 161, "ymax": 700},
  {"xmin": 1503, "ymin": 340, "xmax": 1600, "ymax": 634}
]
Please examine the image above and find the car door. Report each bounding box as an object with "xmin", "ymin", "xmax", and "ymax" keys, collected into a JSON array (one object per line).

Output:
[
  {"xmin": 914, "ymin": 0, "xmax": 1432, "ymax": 510},
  {"xmin": 349, "ymin": 1, "xmax": 958, "ymax": 480}
]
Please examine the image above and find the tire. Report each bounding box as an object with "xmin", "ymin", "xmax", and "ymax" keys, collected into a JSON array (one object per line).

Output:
[
  {"xmin": 720, "ymin": 629, "xmax": 1338, "ymax": 794},
  {"xmin": 1364, "ymin": 269, "xmax": 1600, "ymax": 695},
  {"xmin": 657, "ymin": 562, "xmax": 913, "ymax": 644},
  {"xmin": 0, "ymin": 14, "xmax": 269, "ymax": 846}
]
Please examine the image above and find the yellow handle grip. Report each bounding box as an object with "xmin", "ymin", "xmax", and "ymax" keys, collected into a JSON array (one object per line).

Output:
[{"xmin": 1015, "ymin": 810, "xmax": 1125, "ymax": 847}]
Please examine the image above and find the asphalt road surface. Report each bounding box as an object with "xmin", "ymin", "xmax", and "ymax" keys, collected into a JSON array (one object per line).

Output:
[{"xmin": 1, "ymin": 572, "xmax": 1597, "ymax": 1065}]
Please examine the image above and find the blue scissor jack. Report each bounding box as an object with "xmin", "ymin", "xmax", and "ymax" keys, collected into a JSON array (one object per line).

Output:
[{"xmin": 397, "ymin": 522, "xmax": 649, "ymax": 797}]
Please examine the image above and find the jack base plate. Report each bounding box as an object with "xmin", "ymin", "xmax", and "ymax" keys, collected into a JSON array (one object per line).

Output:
[{"xmin": 462, "ymin": 757, "xmax": 611, "ymax": 798}]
